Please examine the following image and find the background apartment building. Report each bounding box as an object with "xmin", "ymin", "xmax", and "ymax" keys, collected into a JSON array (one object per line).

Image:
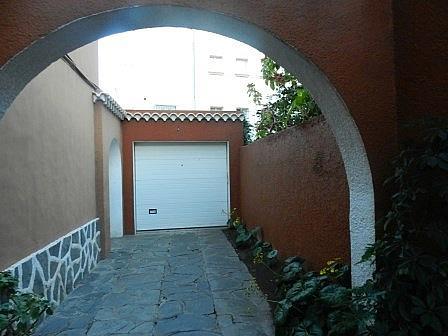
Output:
[{"xmin": 99, "ymin": 28, "xmax": 271, "ymax": 123}]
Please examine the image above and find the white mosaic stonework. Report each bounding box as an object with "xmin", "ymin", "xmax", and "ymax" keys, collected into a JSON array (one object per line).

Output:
[{"xmin": 6, "ymin": 219, "xmax": 101, "ymax": 306}]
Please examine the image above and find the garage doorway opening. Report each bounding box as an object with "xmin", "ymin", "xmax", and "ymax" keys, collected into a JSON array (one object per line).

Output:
[
  {"xmin": 133, "ymin": 141, "xmax": 230, "ymax": 231},
  {"xmin": 109, "ymin": 138, "xmax": 124, "ymax": 238},
  {"xmin": 0, "ymin": 5, "xmax": 374, "ymax": 285}
]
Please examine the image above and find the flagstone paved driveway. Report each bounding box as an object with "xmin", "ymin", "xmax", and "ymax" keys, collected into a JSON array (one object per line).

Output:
[{"xmin": 34, "ymin": 228, "xmax": 274, "ymax": 336}]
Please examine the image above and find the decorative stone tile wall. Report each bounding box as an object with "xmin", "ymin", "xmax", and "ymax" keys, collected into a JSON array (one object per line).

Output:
[{"xmin": 6, "ymin": 219, "xmax": 101, "ymax": 305}]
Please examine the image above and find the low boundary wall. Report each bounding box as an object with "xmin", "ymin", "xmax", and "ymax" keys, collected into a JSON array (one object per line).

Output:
[
  {"xmin": 6, "ymin": 219, "xmax": 101, "ymax": 306},
  {"xmin": 240, "ymin": 117, "xmax": 350, "ymax": 269}
]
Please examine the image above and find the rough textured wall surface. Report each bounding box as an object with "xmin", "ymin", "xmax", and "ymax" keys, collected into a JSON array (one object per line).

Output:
[
  {"xmin": 241, "ymin": 117, "xmax": 350, "ymax": 269},
  {"xmin": 121, "ymin": 116, "xmax": 243, "ymax": 235},
  {"xmin": 394, "ymin": 1, "xmax": 448, "ymax": 140},
  {"xmin": 94, "ymin": 103, "xmax": 122, "ymax": 257},
  {"xmin": 0, "ymin": 44, "xmax": 98, "ymax": 270},
  {"xmin": 0, "ymin": 0, "xmax": 399, "ymax": 221}
]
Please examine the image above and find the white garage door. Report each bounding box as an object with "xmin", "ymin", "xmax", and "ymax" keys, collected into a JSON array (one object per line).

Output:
[{"xmin": 134, "ymin": 142, "xmax": 229, "ymax": 231}]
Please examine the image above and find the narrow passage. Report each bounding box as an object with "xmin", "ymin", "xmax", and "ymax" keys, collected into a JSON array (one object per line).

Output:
[{"xmin": 34, "ymin": 229, "xmax": 274, "ymax": 336}]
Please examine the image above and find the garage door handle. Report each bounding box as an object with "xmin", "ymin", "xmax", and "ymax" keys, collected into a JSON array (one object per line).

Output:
[{"xmin": 149, "ymin": 209, "xmax": 157, "ymax": 214}]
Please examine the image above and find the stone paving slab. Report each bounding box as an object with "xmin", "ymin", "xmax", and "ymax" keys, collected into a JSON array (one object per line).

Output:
[{"xmin": 34, "ymin": 228, "xmax": 274, "ymax": 336}]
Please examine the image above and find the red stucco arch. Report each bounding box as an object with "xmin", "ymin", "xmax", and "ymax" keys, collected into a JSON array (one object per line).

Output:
[{"xmin": 0, "ymin": 2, "xmax": 399, "ymax": 285}]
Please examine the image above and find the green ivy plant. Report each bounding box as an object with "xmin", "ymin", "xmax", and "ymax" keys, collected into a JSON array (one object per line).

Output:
[
  {"xmin": 279, "ymin": 258, "xmax": 305, "ymax": 285},
  {"xmin": 226, "ymin": 212, "xmax": 377, "ymax": 335},
  {"xmin": 274, "ymin": 257, "xmax": 377, "ymax": 336},
  {"xmin": 362, "ymin": 124, "xmax": 448, "ymax": 335},
  {"xmin": 319, "ymin": 258, "xmax": 350, "ymax": 285},
  {"xmin": 226, "ymin": 212, "xmax": 254, "ymax": 247},
  {"xmin": 229, "ymin": 124, "xmax": 448, "ymax": 336},
  {"xmin": 0, "ymin": 271, "xmax": 53, "ymax": 336},
  {"xmin": 226, "ymin": 208, "xmax": 240, "ymax": 230},
  {"xmin": 252, "ymin": 240, "xmax": 279, "ymax": 267},
  {"xmin": 242, "ymin": 117, "xmax": 253, "ymax": 145},
  {"xmin": 235, "ymin": 224, "xmax": 257, "ymax": 248},
  {"xmin": 247, "ymin": 57, "xmax": 321, "ymax": 140}
]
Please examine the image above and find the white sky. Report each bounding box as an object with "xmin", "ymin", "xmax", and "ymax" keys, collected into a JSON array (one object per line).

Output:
[
  {"xmin": 99, "ymin": 28, "xmax": 195, "ymax": 108},
  {"xmin": 98, "ymin": 28, "xmax": 271, "ymax": 124}
]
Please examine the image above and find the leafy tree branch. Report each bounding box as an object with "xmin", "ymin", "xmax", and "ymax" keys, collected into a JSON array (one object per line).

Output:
[{"xmin": 247, "ymin": 57, "xmax": 321, "ymax": 140}]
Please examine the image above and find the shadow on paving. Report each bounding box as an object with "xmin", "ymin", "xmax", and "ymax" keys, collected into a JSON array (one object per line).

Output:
[{"xmin": 33, "ymin": 228, "xmax": 274, "ymax": 336}]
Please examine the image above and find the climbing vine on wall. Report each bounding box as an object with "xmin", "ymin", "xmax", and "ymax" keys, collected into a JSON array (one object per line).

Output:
[{"xmin": 362, "ymin": 122, "xmax": 448, "ymax": 335}]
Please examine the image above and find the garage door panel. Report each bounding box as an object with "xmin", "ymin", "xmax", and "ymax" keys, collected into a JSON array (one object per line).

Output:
[
  {"xmin": 135, "ymin": 157, "xmax": 227, "ymax": 168},
  {"xmin": 136, "ymin": 156, "xmax": 227, "ymax": 164},
  {"xmin": 144, "ymin": 214, "xmax": 227, "ymax": 222},
  {"xmin": 136, "ymin": 196, "xmax": 228, "ymax": 205},
  {"xmin": 134, "ymin": 142, "xmax": 229, "ymax": 231},
  {"xmin": 136, "ymin": 199, "xmax": 229, "ymax": 207},
  {"xmin": 135, "ymin": 200, "xmax": 228, "ymax": 211},
  {"xmin": 135, "ymin": 195, "xmax": 229, "ymax": 204},
  {"xmin": 135, "ymin": 208, "xmax": 228, "ymax": 219},
  {"xmin": 143, "ymin": 222, "xmax": 225, "ymax": 230},
  {"xmin": 135, "ymin": 191, "xmax": 228, "ymax": 199},
  {"xmin": 136, "ymin": 173, "xmax": 228, "ymax": 181},
  {"xmin": 135, "ymin": 182, "xmax": 228, "ymax": 197},
  {"xmin": 135, "ymin": 180, "xmax": 227, "ymax": 188},
  {"xmin": 136, "ymin": 166, "xmax": 227, "ymax": 179},
  {"xmin": 135, "ymin": 144, "xmax": 226, "ymax": 159},
  {"xmin": 135, "ymin": 180, "xmax": 228, "ymax": 191}
]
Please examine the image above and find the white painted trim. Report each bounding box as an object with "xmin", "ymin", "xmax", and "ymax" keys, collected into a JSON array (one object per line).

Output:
[
  {"xmin": 5, "ymin": 218, "xmax": 100, "ymax": 270},
  {"xmin": 133, "ymin": 140, "xmax": 234, "ymax": 144},
  {"xmin": 225, "ymin": 141, "xmax": 231, "ymax": 219},
  {"xmin": 93, "ymin": 92, "xmax": 125, "ymax": 120},
  {"xmin": 132, "ymin": 141, "xmax": 137, "ymax": 235},
  {"xmin": 109, "ymin": 139, "xmax": 124, "ymax": 238},
  {"xmin": 125, "ymin": 111, "xmax": 244, "ymax": 122}
]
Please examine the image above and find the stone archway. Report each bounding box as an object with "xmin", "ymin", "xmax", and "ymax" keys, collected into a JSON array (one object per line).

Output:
[
  {"xmin": 0, "ymin": 5, "xmax": 375, "ymax": 285},
  {"xmin": 108, "ymin": 139, "xmax": 124, "ymax": 238}
]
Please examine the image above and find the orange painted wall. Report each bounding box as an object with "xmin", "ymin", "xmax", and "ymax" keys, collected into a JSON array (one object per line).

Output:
[
  {"xmin": 0, "ymin": 1, "xmax": 399, "ymax": 221},
  {"xmin": 393, "ymin": 1, "xmax": 448, "ymax": 140},
  {"xmin": 121, "ymin": 115, "xmax": 243, "ymax": 234},
  {"xmin": 1, "ymin": 1, "xmax": 447, "ymax": 244},
  {"xmin": 241, "ymin": 117, "xmax": 350, "ymax": 270}
]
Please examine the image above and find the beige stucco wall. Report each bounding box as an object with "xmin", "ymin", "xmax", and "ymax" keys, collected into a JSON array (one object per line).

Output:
[
  {"xmin": 69, "ymin": 41, "xmax": 99, "ymax": 83},
  {"xmin": 0, "ymin": 42, "xmax": 99, "ymax": 269},
  {"xmin": 94, "ymin": 102, "xmax": 122, "ymax": 257}
]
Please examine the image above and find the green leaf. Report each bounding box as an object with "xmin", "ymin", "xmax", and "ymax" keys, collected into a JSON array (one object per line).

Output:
[
  {"xmin": 430, "ymin": 316, "xmax": 443, "ymax": 334},
  {"xmin": 0, "ymin": 273, "xmax": 52, "ymax": 335},
  {"xmin": 235, "ymin": 230, "xmax": 253, "ymax": 247},
  {"xmin": 273, "ymin": 299, "xmax": 293, "ymax": 326},
  {"xmin": 420, "ymin": 312, "xmax": 435, "ymax": 327},
  {"xmin": 266, "ymin": 249, "xmax": 278, "ymax": 260},
  {"xmin": 286, "ymin": 278, "xmax": 322, "ymax": 305},
  {"xmin": 293, "ymin": 321, "xmax": 323, "ymax": 336},
  {"xmin": 327, "ymin": 310, "xmax": 359, "ymax": 335},
  {"xmin": 319, "ymin": 285, "xmax": 350, "ymax": 307},
  {"xmin": 426, "ymin": 156, "xmax": 438, "ymax": 167},
  {"xmin": 281, "ymin": 261, "xmax": 303, "ymax": 282},
  {"xmin": 411, "ymin": 296, "xmax": 426, "ymax": 308},
  {"xmin": 0, "ymin": 314, "xmax": 9, "ymax": 330},
  {"xmin": 437, "ymin": 159, "xmax": 448, "ymax": 171},
  {"xmin": 284, "ymin": 256, "xmax": 303, "ymax": 265},
  {"xmin": 398, "ymin": 300, "xmax": 413, "ymax": 321}
]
